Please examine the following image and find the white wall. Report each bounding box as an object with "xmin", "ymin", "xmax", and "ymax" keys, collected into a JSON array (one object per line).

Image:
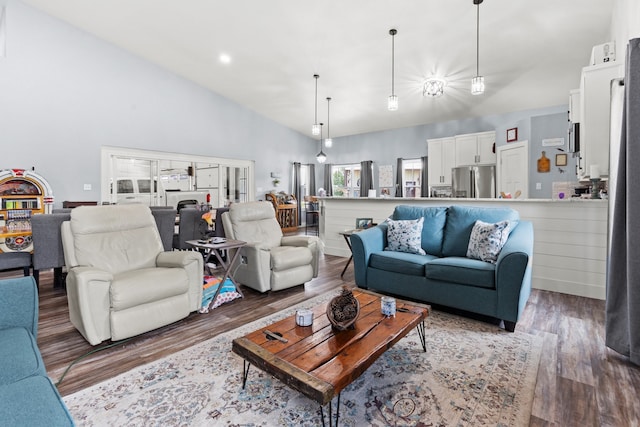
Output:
[
  {"xmin": 611, "ymin": 0, "xmax": 640, "ymax": 66},
  {"xmin": 0, "ymin": 0, "xmax": 316, "ymax": 206}
]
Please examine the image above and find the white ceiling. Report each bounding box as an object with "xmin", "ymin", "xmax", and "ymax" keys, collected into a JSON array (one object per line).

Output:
[{"xmin": 22, "ymin": 0, "xmax": 614, "ymax": 138}]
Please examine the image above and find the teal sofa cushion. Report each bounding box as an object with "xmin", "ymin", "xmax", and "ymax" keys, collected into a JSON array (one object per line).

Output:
[
  {"xmin": 0, "ymin": 376, "xmax": 75, "ymax": 426},
  {"xmin": 0, "ymin": 276, "xmax": 75, "ymax": 426},
  {"xmin": 442, "ymin": 205, "xmax": 519, "ymax": 257},
  {"xmin": 425, "ymin": 256, "xmax": 496, "ymax": 289},
  {"xmin": 392, "ymin": 205, "xmax": 447, "ymax": 257},
  {"xmin": 370, "ymin": 251, "xmax": 435, "ymax": 276},
  {"xmin": 0, "ymin": 327, "xmax": 45, "ymax": 384}
]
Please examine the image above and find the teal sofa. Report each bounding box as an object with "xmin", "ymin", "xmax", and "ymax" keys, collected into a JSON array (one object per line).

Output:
[
  {"xmin": 0, "ymin": 276, "xmax": 75, "ymax": 426},
  {"xmin": 351, "ymin": 205, "xmax": 533, "ymax": 331}
]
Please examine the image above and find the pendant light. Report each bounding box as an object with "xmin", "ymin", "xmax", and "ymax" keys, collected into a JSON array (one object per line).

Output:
[
  {"xmin": 325, "ymin": 97, "xmax": 333, "ymax": 148},
  {"xmin": 311, "ymin": 74, "xmax": 320, "ymax": 135},
  {"xmin": 388, "ymin": 29, "xmax": 398, "ymax": 111},
  {"xmin": 316, "ymin": 123, "xmax": 327, "ymax": 163},
  {"xmin": 471, "ymin": 0, "xmax": 485, "ymax": 95}
]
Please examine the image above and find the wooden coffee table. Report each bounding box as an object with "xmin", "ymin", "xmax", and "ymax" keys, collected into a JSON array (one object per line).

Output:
[{"xmin": 231, "ymin": 288, "xmax": 429, "ymax": 426}]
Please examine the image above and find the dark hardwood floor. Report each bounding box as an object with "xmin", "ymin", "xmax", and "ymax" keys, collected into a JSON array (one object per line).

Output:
[{"xmin": 2, "ymin": 251, "xmax": 639, "ymax": 426}]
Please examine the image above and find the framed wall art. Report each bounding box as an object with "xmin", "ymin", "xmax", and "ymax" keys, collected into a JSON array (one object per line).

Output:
[
  {"xmin": 355, "ymin": 218, "xmax": 373, "ymax": 229},
  {"xmin": 506, "ymin": 127, "xmax": 518, "ymax": 142},
  {"xmin": 555, "ymin": 153, "xmax": 568, "ymax": 166}
]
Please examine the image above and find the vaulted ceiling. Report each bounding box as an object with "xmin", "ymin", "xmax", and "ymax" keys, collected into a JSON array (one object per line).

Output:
[{"xmin": 22, "ymin": 0, "xmax": 614, "ymax": 137}]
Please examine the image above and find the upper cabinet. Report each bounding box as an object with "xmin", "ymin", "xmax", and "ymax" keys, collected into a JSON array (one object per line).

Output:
[
  {"xmin": 427, "ymin": 137, "xmax": 456, "ymax": 186},
  {"xmin": 455, "ymin": 131, "xmax": 496, "ymax": 166},
  {"xmin": 578, "ymin": 62, "xmax": 623, "ymax": 179},
  {"xmin": 569, "ymin": 89, "xmax": 581, "ymax": 123}
]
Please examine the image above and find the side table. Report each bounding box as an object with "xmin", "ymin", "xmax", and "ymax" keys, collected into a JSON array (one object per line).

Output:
[
  {"xmin": 338, "ymin": 229, "xmax": 362, "ymax": 278},
  {"xmin": 186, "ymin": 238, "xmax": 246, "ymax": 309}
]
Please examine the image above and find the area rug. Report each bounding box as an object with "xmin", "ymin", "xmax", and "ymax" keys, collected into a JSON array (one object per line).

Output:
[{"xmin": 64, "ymin": 293, "xmax": 542, "ymax": 426}]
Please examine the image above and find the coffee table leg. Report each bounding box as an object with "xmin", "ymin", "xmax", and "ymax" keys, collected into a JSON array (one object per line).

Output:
[
  {"xmin": 416, "ymin": 320, "xmax": 426, "ymax": 352},
  {"xmin": 320, "ymin": 392, "xmax": 341, "ymax": 427},
  {"xmin": 241, "ymin": 360, "xmax": 251, "ymax": 389}
]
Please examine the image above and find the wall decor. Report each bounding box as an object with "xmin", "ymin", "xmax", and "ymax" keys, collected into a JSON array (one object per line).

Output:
[
  {"xmin": 378, "ymin": 164, "xmax": 393, "ymax": 188},
  {"xmin": 555, "ymin": 153, "xmax": 568, "ymax": 166},
  {"xmin": 507, "ymin": 127, "xmax": 518, "ymax": 142},
  {"xmin": 537, "ymin": 151, "xmax": 550, "ymax": 173},
  {"xmin": 542, "ymin": 138, "xmax": 565, "ymax": 147}
]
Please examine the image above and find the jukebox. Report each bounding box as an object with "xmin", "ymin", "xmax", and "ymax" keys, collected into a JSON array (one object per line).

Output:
[{"xmin": 0, "ymin": 169, "xmax": 54, "ymax": 253}]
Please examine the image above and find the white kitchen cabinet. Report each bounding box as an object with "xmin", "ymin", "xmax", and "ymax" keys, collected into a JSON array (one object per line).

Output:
[
  {"xmin": 454, "ymin": 131, "xmax": 496, "ymax": 166},
  {"xmin": 578, "ymin": 62, "xmax": 623, "ymax": 179},
  {"xmin": 569, "ymin": 89, "xmax": 581, "ymax": 123},
  {"xmin": 427, "ymin": 137, "xmax": 455, "ymax": 186}
]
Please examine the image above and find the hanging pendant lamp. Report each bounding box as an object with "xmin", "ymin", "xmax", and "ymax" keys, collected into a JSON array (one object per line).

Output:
[
  {"xmin": 325, "ymin": 97, "xmax": 333, "ymax": 148},
  {"xmin": 388, "ymin": 29, "xmax": 398, "ymax": 111},
  {"xmin": 316, "ymin": 123, "xmax": 327, "ymax": 163},
  {"xmin": 471, "ymin": 0, "xmax": 485, "ymax": 95},
  {"xmin": 312, "ymin": 74, "xmax": 321, "ymax": 135}
]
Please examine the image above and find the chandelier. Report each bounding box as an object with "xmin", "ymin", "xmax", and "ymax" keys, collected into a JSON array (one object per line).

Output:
[{"xmin": 423, "ymin": 78, "xmax": 446, "ymax": 97}]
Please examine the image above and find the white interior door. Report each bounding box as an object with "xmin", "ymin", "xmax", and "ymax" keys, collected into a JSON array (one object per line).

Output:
[{"xmin": 497, "ymin": 141, "xmax": 529, "ymax": 199}]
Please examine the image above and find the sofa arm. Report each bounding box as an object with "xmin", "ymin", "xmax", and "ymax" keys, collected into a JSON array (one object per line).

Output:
[
  {"xmin": 350, "ymin": 224, "xmax": 387, "ymax": 288},
  {"xmin": 495, "ymin": 221, "xmax": 534, "ymax": 323},
  {"xmin": 281, "ymin": 236, "xmax": 319, "ymax": 277},
  {"xmin": 230, "ymin": 243, "xmax": 272, "ymax": 293},
  {"xmin": 156, "ymin": 251, "xmax": 204, "ymax": 311},
  {"xmin": 65, "ymin": 267, "xmax": 113, "ymax": 345},
  {"xmin": 0, "ymin": 276, "xmax": 38, "ymax": 337}
]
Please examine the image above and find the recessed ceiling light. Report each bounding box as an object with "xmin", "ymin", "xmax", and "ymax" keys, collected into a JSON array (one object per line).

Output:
[{"xmin": 219, "ymin": 53, "xmax": 231, "ymax": 64}]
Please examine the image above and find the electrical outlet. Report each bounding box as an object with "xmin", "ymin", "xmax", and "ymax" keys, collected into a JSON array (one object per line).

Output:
[
  {"xmin": 83, "ymin": 184, "xmax": 92, "ymax": 191},
  {"xmin": 536, "ymin": 183, "xmax": 542, "ymax": 190}
]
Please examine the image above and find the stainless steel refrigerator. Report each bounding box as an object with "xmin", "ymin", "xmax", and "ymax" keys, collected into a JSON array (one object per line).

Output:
[{"xmin": 451, "ymin": 165, "xmax": 496, "ymax": 198}]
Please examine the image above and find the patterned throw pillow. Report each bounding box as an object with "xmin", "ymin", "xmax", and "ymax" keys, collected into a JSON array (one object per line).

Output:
[
  {"xmin": 385, "ymin": 218, "xmax": 426, "ymax": 255},
  {"xmin": 466, "ymin": 220, "xmax": 512, "ymax": 264}
]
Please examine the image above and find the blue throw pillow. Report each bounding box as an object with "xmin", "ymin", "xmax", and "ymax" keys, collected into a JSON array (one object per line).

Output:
[
  {"xmin": 466, "ymin": 220, "xmax": 512, "ymax": 264},
  {"xmin": 385, "ymin": 218, "xmax": 426, "ymax": 255}
]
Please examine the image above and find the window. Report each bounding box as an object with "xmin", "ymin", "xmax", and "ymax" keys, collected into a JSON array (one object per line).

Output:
[
  {"xmin": 102, "ymin": 146, "xmax": 254, "ymax": 207},
  {"xmin": 300, "ymin": 164, "xmax": 311, "ymax": 198},
  {"xmin": 331, "ymin": 164, "xmax": 361, "ymax": 197},
  {"xmin": 117, "ymin": 179, "xmax": 134, "ymax": 194},
  {"xmin": 402, "ymin": 159, "xmax": 422, "ymax": 198},
  {"xmin": 137, "ymin": 179, "xmax": 157, "ymax": 194}
]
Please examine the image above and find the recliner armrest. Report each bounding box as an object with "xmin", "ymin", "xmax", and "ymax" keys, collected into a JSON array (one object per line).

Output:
[
  {"xmin": 156, "ymin": 251, "xmax": 203, "ymax": 311},
  {"xmin": 156, "ymin": 251, "xmax": 203, "ymax": 268},
  {"xmin": 68, "ymin": 266, "xmax": 114, "ymax": 283},
  {"xmin": 281, "ymin": 236, "xmax": 319, "ymax": 276},
  {"xmin": 281, "ymin": 235, "xmax": 318, "ymax": 248}
]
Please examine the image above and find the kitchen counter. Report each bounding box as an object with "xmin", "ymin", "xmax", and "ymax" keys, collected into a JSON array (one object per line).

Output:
[{"xmin": 319, "ymin": 196, "xmax": 608, "ymax": 300}]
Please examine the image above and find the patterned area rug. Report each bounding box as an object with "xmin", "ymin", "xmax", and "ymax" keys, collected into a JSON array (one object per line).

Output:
[{"xmin": 64, "ymin": 292, "xmax": 542, "ymax": 426}]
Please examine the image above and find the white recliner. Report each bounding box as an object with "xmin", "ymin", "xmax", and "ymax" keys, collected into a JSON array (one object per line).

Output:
[
  {"xmin": 61, "ymin": 205, "xmax": 203, "ymax": 345},
  {"xmin": 222, "ymin": 201, "xmax": 319, "ymax": 293}
]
